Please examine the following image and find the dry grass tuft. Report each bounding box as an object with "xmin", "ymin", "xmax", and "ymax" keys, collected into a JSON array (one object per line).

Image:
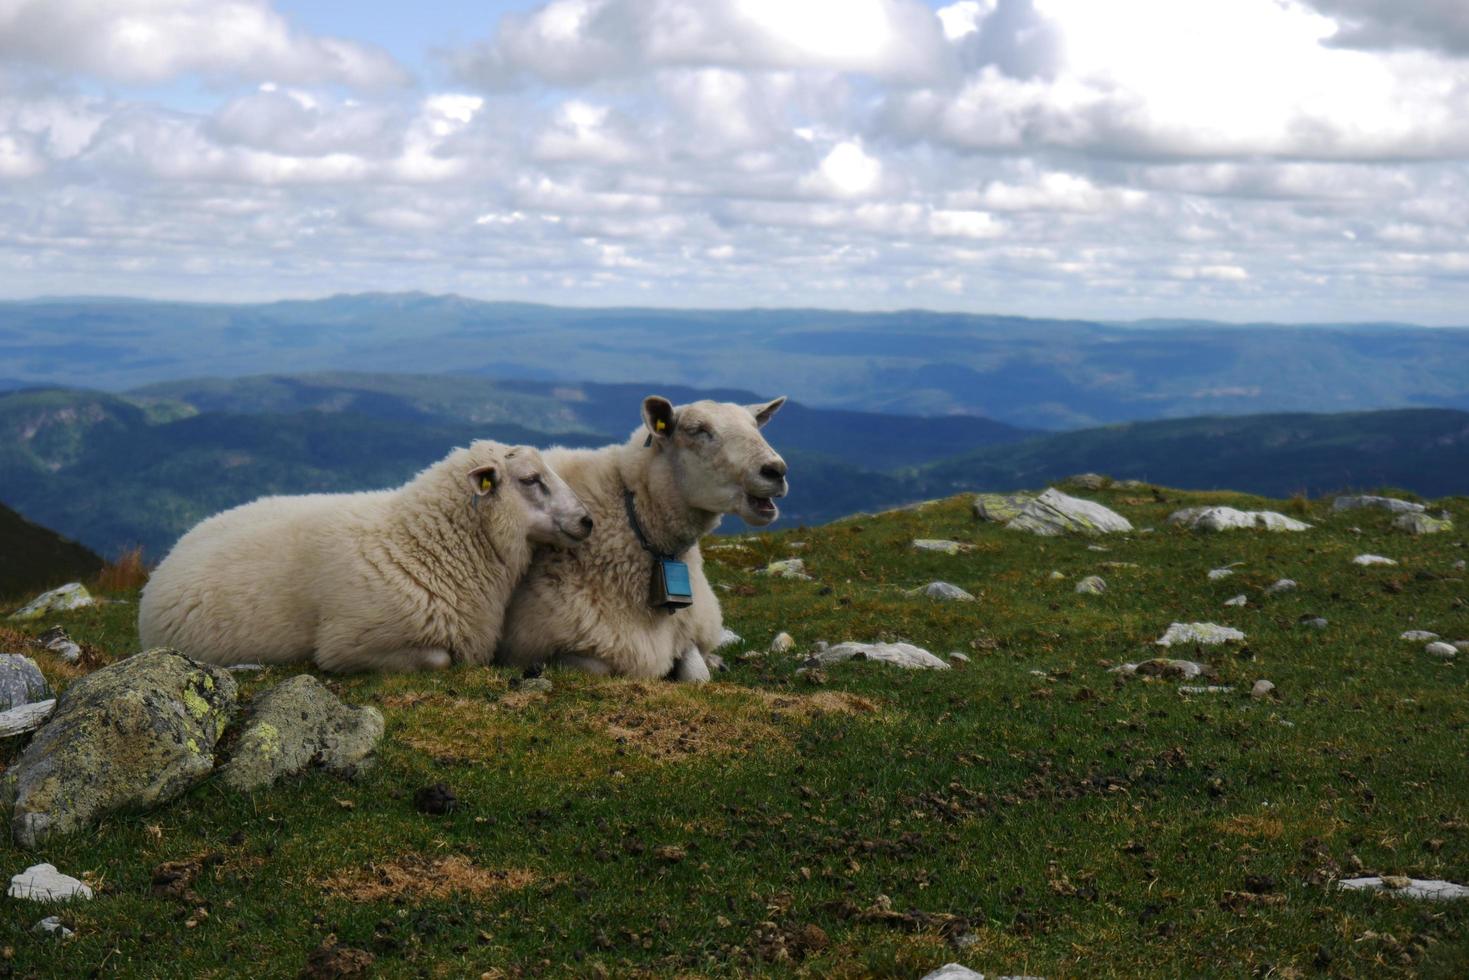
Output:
[
  {"xmin": 94, "ymin": 545, "xmax": 149, "ymax": 593},
  {"xmin": 319, "ymin": 854, "xmax": 536, "ymax": 903}
]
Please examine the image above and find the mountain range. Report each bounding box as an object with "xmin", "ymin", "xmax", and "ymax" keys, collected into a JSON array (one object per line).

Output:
[
  {"xmin": 2, "ymin": 373, "xmax": 1465, "ymax": 560},
  {"xmin": 5, "ymin": 293, "xmax": 1469, "ymax": 429}
]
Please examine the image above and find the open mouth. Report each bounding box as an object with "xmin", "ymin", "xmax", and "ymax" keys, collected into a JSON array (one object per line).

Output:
[{"xmin": 746, "ymin": 493, "xmax": 778, "ymax": 518}]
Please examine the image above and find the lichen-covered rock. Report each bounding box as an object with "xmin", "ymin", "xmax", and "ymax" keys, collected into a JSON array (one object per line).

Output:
[
  {"xmin": 1006, "ymin": 489, "xmax": 1133, "ymax": 537},
  {"xmin": 3, "ymin": 649, "xmax": 237, "ymax": 848},
  {"xmin": 1393, "ymin": 513, "xmax": 1454, "ymax": 535},
  {"xmin": 1333, "ymin": 495, "xmax": 1425, "ymax": 515},
  {"xmin": 7, "ymin": 583, "xmax": 96, "ymax": 622},
  {"xmin": 1155, "ymin": 622, "xmax": 1246, "ymax": 646},
  {"xmin": 215, "ymin": 675, "xmax": 384, "ymax": 793},
  {"xmin": 0, "ymin": 655, "xmax": 50, "ymax": 711},
  {"xmin": 756, "ymin": 558, "xmax": 812, "ymax": 580},
  {"xmin": 807, "ymin": 642, "xmax": 950, "ymax": 670},
  {"xmin": 912, "ymin": 539, "xmax": 973, "ymax": 555},
  {"xmin": 972, "ymin": 493, "xmax": 1033, "ymax": 524},
  {"xmin": 1168, "ymin": 507, "xmax": 1310, "ymax": 532},
  {"xmin": 916, "ymin": 581, "xmax": 975, "ymax": 601}
]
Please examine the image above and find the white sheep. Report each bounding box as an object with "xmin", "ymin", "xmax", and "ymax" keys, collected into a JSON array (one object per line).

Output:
[
  {"xmin": 138, "ymin": 441, "xmax": 592, "ymax": 672},
  {"xmin": 497, "ymin": 395, "xmax": 787, "ymax": 681}
]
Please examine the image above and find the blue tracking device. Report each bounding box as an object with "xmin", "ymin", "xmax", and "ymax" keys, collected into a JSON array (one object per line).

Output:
[{"xmin": 653, "ymin": 558, "xmax": 694, "ymax": 609}]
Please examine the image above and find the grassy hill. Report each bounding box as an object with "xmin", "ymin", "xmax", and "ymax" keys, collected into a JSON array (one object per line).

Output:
[
  {"xmin": 0, "ymin": 501, "xmax": 102, "ymax": 598},
  {"xmin": 4, "ymin": 294, "xmax": 1469, "ymax": 428},
  {"xmin": 2, "ymin": 484, "xmax": 1466, "ymax": 976}
]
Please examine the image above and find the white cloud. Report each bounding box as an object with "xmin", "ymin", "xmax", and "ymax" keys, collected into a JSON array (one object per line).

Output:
[
  {"xmin": 0, "ymin": 0, "xmax": 407, "ymax": 87},
  {"xmin": 803, "ymin": 140, "xmax": 883, "ymax": 197}
]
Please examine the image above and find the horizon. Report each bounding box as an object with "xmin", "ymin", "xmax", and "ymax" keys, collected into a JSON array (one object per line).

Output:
[{"xmin": 5, "ymin": 1, "xmax": 1469, "ymax": 324}]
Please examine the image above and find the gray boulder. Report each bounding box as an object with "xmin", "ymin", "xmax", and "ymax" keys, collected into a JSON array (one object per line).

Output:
[
  {"xmin": 1393, "ymin": 513, "xmax": 1453, "ymax": 535},
  {"xmin": 1168, "ymin": 507, "xmax": 1310, "ymax": 532},
  {"xmin": 807, "ymin": 642, "xmax": 950, "ymax": 670},
  {"xmin": 972, "ymin": 493, "xmax": 1033, "ymax": 524},
  {"xmin": 1333, "ymin": 495, "xmax": 1425, "ymax": 515},
  {"xmin": 916, "ymin": 581, "xmax": 975, "ymax": 602},
  {"xmin": 215, "ymin": 675, "xmax": 384, "ymax": 793},
  {"xmin": 8, "ymin": 864, "xmax": 93, "ymax": 902},
  {"xmin": 3, "ymin": 648, "xmax": 237, "ymax": 848},
  {"xmin": 0, "ymin": 655, "xmax": 50, "ymax": 711},
  {"xmin": 8, "ymin": 584, "xmax": 96, "ymax": 622},
  {"xmin": 1006, "ymin": 488, "xmax": 1132, "ymax": 537}
]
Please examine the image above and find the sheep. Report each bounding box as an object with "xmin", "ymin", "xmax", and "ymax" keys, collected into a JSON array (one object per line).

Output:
[
  {"xmin": 138, "ymin": 441, "xmax": 592, "ymax": 672},
  {"xmin": 497, "ymin": 395, "xmax": 787, "ymax": 681}
]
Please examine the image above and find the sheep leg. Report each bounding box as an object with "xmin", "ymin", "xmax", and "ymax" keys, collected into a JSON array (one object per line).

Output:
[
  {"xmin": 553, "ymin": 653, "xmax": 613, "ymax": 676},
  {"xmin": 669, "ymin": 645, "xmax": 711, "ymax": 684}
]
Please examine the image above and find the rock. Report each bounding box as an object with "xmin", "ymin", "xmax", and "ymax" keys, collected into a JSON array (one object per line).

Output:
[
  {"xmin": 1425, "ymin": 641, "xmax": 1458, "ymax": 659},
  {"xmin": 807, "ymin": 642, "xmax": 950, "ymax": 670},
  {"xmin": 1251, "ymin": 679, "xmax": 1276, "ymax": 699},
  {"xmin": 510, "ymin": 676, "xmax": 555, "ymax": 693},
  {"xmin": 1099, "ymin": 561, "xmax": 1140, "ymax": 569},
  {"xmin": 1224, "ymin": 595, "xmax": 1248, "ymax": 607},
  {"xmin": 1178, "ymin": 685, "xmax": 1234, "ymax": 694},
  {"xmin": 1456, "ymin": 560, "xmax": 1467, "ymax": 572},
  {"xmin": 1333, "ymin": 495, "xmax": 1425, "ymax": 515},
  {"xmin": 1457, "ymin": 641, "xmax": 1469, "ymax": 654},
  {"xmin": 1155, "ymin": 622, "xmax": 1246, "ymax": 647},
  {"xmin": 1115, "ymin": 479, "xmax": 1149, "ymax": 490},
  {"xmin": 948, "ymin": 652, "xmax": 971, "ymax": 663},
  {"xmin": 225, "ymin": 663, "xmax": 266, "ymax": 672},
  {"xmin": 917, "ymin": 581, "xmax": 976, "ymax": 601},
  {"xmin": 1265, "ymin": 579, "xmax": 1298, "ymax": 594},
  {"xmin": 1086, "ymin": 545, "xmax": 1109, "ymax": 552},
  {"xmin": 1167, "ymin": 507, "xmax": 1310, "ymax": 532},
  {"xmin": 31, "ymin": 915, "xmax": 74, "ymax": 938},
  {"xmin": 0, "ymin": 700, "xmax": 58, "ymax": 739},
  {"xmin": 1067, "ymin": 472, "xmax": 1110, "ymax": 491},
  {"xmin": 1074, "ymin": 576, "xmax": 1107, "ymax": 595},
  {"xmin": 8, "ymin": 583, "xmax": 96, "ymax": 622},
  {"xmin": 1111, "ymin": 659, "xmax": 1208, "ymax": 680},
  {"xmin": 1394, "ymin": 513, "xmax": 1454, "ymax": 535},
  {"xmin": 1299, "ymin": 616, "xmax": 1329, "ymax": 630},
  {"xmin": 770, "ymin": 632, "xmax": 796, "ymax": 654},
  {"xmin": 972, "ymin": 493, "xmax": 1033, "ymax": 524},
  {"xmin": 715, "ymin": 628, "xmax": 742, "ymax": 649},
  {"xmin": 215, "ymin": 676, "xmax": 384, "ymax": 794},
  {"xmin": 3, "ymin": 649, "xmax": 237, "ymax": 848},
  {"xmin": 1047, "ymin": 570, "xmax": 1066, "ymax": 581},
  {"xmin": 33, "ymin": 626, "xmax": 82, "ymax": 663},
  {"xmin": 1006, "ymin": 488, "xmax": 1133, "ymax": 537},
  {"xmin": 1353, "ymin": 554, "xmax": 1398, "ymax": 566},
  {"xmin": 1400, "ymin": 630, "xmax": 1439, "ymax": 641},
  {"xmin": 8, "ymin": 864, "xmax": 93, "ymax": 901},
  {"xmin": 1337, "ymin": 877, "xmax": 1469, "ymax": 900},
  {"xmin": 757, "ymin": 558, "xmax": 812, "ymax": 580},
  {"xmin": 920, "ymin": 966, "xmax": 986, "ymax": 980},
  {"xmin": 912, "ymin": 539, "xmax": 973, "ymax": 555},
  {"xmin": 1207, "ymin": 567, "xmax": 1236, "ymax": 581},
  {"xmin": 0, "ymin": 654, "xmax": 50, "ymax": 711}
]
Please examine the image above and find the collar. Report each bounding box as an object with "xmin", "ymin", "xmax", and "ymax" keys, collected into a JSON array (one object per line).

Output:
[{"xmin": 623, "ymin": 488, "xmax": 693, "ymax": 561}]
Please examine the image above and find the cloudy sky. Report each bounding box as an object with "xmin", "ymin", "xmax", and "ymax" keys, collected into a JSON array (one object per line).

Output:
[{"xmin": 2, "ymin": 0, "xmax": 1468, "ymax": 323}]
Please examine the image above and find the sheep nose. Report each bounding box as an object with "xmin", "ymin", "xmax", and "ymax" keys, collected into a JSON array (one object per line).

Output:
[
  {"xmin": 579, "ymin": 515, "xmax": 594, "ymax": 533},
  {"xmin": 760, "ymin": 461, "xmax": 787, "ymax": 481}
]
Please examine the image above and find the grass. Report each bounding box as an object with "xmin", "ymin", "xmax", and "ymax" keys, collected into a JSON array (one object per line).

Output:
[{"xmin": 1, "ymin": 485, "xmax": 1467, "ymax": 978}]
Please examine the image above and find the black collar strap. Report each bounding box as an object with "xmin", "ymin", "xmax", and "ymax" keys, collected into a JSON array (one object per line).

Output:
[{"xmin": 623, "ymin": 489, "xmax": 690, "ymax": 561}]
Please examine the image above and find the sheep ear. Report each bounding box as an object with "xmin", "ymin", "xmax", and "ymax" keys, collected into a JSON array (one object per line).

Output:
[
  {"xmin": 748, "ymin": 396, "xmax": 786, "ymax": 429},
  {"xmin": 468, "ymin": 465, "xmax": 499, "ymax": 496},
  {"xmin": 641, "ymin": 396, "xmax": 675, "ymax": 444}
]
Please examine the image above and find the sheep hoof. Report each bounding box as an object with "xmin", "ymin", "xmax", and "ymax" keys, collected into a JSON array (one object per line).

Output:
[{"xmin": 671, "ymin": 647, "xmax": 711, "ymax": 684}]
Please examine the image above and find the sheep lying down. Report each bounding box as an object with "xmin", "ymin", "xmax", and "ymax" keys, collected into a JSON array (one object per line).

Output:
[{"xmin": 138, "ymin": 441, "xmax": 592, "ymax": 672}]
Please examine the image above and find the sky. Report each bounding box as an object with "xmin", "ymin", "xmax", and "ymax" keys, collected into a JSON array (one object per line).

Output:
[{"xmin": 2, "ymin": 0, "xmax": 1469, "ymax": 323}]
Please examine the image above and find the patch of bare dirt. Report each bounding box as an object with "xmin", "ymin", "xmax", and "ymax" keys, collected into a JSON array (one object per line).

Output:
[{"xmin": 318, "ymin": 854, "xmax": 536, "ymax": 903}]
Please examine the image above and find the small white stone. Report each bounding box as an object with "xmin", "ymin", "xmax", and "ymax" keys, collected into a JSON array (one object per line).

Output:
[
  {"xmin": 1265, "ymin": 579, "xmax": 1298, "ymax": 594},
  {"xmin": 1087, "ymin": 544, "xmax": 1109, "ymax": 552},
  {"xmin": 1338, "ymin": 876, "xmax": 1469, "ymax": 901},
  {"xmin": 8, "ymin": 864, "xmax": 93, "ymax": 902},
  {"xmin": 32, "ymin": 916, "xmax": 74, "ymax": 938},
  {"xmin": 1425, "ymin": 641, "xmax": 1458, "ymax": 659},
  {"xmin": 810, "ymin": 641, "xmax": 950, "ymax": 670},
  {"xmin": 1178, "ymin": 685, "xmax": 1234, "ymax": 694},
  {"xmin": 912, "ymin": 539, "xmax": 972, "ymax": 555},
  {"xmin": 1155, "ymin": 622, "xmax": 1246, "ymax": 647},
  {"xmin": 1400, "ymin": 630, "xmax": 1440, "ymax": 642},
  {"xmin": 1047, "ymin": 570, "xmax": 1066, "ymax": 580},
  {"xmin": 1251, "ymin": 679, "xmax": 1276, "ymax": 699},
  {"xmin": 948, "ymin": 652, "xmax": 971, "ymax": 663},
  {"xmin": 918, "ymin": 581, "xmax": 976, "ymax": 602},
  {"xmin": 1224, "ymin": 595, "xmax": 1248, "ymax": 607},
  {"xmin": 920, "ymin": 965, "xmax": 986, "ymax": 980},
  {"xmin": 757, "ymin": 558, "xmax": 812, "ymax": 580},
  {"xmin": 1455, "ymin": 560, "xmax": 1467, "ymax": 572},
  {"xmin": 770, "ymin": 632, "xmax": 795, "ymax": 654},
  {"xmin": 1074, "ymin": 576, "xmax": 1107, "ymax": 595},
  {"xmin": 1353, "ymin": 554, "xmax": 1398, "ymax": 566},
  {"xmin": 1207, "ymin": 568, "xmax": 1235, "ymax": 581}
]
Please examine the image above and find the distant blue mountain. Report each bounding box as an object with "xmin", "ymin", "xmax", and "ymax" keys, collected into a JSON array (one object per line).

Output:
[{"xmin": 3, "ymin": 294, "xmax": 1467, "ymax": 429}]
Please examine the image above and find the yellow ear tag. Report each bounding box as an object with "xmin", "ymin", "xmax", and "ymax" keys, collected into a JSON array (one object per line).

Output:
[
  {"xmin": 656, "ymin": 419, "xmax": 666, "ymax": 431},
  {"xmin": 479, "ymin": 475, "xmax": 493, "ymax": 492}
]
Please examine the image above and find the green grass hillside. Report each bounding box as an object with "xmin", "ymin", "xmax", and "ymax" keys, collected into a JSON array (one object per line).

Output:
[
  {"xmin": 2, "ymin": 484, "xmax": 1466, "ymax": 977},
  {"xmin": 0, "ymin": 502, "xmax": 102, "ymax": 598}
]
